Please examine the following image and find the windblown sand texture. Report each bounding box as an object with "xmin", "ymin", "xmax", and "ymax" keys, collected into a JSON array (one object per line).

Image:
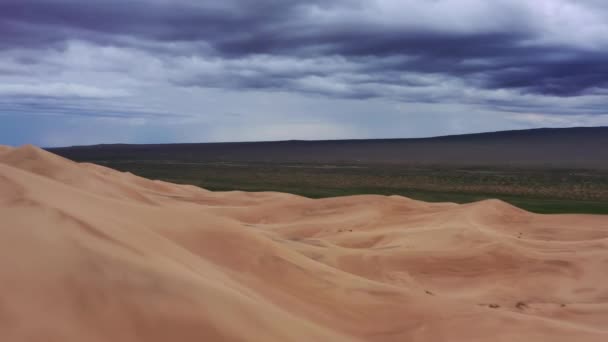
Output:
[{"xmin": 1, "ymin": 145, "xmax": 607, "ymax": 341}]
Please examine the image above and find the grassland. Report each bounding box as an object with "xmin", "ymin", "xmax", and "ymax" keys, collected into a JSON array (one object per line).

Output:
[
  {"xmin": 95, "ymin": 160, "xmax": 608, "ymax": 215},
  {"xmin": 47, "ymin": 127, "xmax": 608, "ymax": 214}
]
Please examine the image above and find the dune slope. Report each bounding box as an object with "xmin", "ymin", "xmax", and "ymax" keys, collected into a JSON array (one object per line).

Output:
[{"xmin": 1, "ymin": 145, "xmax": 607, "ymax": 341}]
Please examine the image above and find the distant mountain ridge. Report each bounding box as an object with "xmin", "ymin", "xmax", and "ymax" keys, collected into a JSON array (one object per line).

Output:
[{"xmin": 48, "ymin": 127, "xmax": 608, "ymax": 169}]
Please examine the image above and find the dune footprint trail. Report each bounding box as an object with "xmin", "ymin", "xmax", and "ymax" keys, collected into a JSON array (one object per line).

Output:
[{"xmin": 1, "ymin": 145, "xmax": 607, "ymax": 342}]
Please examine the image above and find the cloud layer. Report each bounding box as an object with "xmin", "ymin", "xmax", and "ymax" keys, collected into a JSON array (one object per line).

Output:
[{"xmin": 1, "ymin": 0, "xmax": 608, "ymax": 145}]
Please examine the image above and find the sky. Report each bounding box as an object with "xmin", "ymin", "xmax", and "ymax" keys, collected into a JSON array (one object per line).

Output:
[{"xmin": 1, "ymin": 0, "xmax": 608, "ymax": 147}]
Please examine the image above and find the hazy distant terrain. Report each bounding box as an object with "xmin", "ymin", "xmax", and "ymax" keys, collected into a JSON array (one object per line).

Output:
[
  {"xmin": 49, "ymin": 127, "xmax": 608, "ymax": 214},
  {"xmin": 50, "ymin": 127, "xmax": 608, "ymax": 168}
]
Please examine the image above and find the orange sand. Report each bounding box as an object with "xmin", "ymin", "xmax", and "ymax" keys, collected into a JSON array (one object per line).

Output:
[{"xmin": 1, "ymin": 145, "xmax": 607, "ymax": 341}]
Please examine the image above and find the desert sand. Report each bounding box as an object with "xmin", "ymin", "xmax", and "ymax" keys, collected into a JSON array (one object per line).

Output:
[{"xmin": 1, "ymin": 144, "xmax": 607, "ymax": 341}]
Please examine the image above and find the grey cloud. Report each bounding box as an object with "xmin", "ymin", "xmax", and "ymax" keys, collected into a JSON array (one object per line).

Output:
[{"xmin": 1, "ymin": 0, "xmax": 608, "ymax": 121}]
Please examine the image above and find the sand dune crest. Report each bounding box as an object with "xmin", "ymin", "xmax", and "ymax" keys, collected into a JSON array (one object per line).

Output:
[{"xmin": 1, "ymin": 146, "xmax": 607, "ymax": 341}]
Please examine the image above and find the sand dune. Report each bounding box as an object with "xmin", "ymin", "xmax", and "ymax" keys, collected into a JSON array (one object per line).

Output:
[{"xmin": 1, "ymin": 145, "xmax": 607, "ymax": 341}]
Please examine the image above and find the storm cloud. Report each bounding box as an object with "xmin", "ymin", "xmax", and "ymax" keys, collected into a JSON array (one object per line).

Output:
[{"xmin": 1, "ymin": 0, "xmax": 608, "ymax": 145}]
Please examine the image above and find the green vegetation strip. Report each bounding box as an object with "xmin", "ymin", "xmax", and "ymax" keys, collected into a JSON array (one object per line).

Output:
[{"xmin": 97, "ymin": 161, "xmax": 608, "ymax": 215}]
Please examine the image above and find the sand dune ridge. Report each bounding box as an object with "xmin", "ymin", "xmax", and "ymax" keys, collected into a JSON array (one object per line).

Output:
[{"xmin": 1, "ymin": 145, "xmax": 607, "ymax": 341}]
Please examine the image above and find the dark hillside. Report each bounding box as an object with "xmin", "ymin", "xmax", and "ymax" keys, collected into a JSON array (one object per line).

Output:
[{"xmin": 49, "ymin": 127, "xmax": 608, "ymax": 169}]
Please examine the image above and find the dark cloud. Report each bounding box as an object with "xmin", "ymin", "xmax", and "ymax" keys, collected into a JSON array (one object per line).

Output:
[
  {"xmin": 482, "ymin": 51, "xmax": 608, "ymax": 96},
  {"xmin": 1, "ymin": 0, "xmax": 608, "ymax": 112}
]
